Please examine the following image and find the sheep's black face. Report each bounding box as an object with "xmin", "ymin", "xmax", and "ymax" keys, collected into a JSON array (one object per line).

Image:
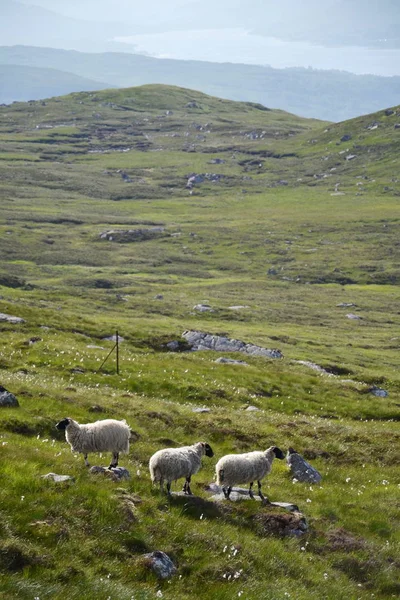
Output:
[
  {"xmin": 273, "ymin": 446, "xmax": 285, "ymax": 460},
  {"xmin": 204, "ymin": 443, "xmax": 214, "ymax": 458},
  {"xmin": 56, "ymin": 418, "xmax": 70, "ymax": 431}
]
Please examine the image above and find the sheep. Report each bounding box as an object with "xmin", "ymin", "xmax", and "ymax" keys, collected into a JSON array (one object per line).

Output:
[
  {"xmin": 149, "ymin": 441, "xmax": 214, "ymax": 495},
  {"xmin": 56, "ymin": 417, "xmax": 132, "ymax": 469},
  {"xmin": 215, "ymin": 446, "xmax": 285, "ymax": 501}
]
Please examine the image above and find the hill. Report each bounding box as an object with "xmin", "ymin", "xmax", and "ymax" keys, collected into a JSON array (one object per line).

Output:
[
  {"xmin": 0, "ymin": 64, "xmax": 113, "ymax": 104},
  {"xmin": 2, "ymin": 45, "xmax": 400, "ymax": 121},
  {"xmin": 0, "ymin": 86, "xmax": 399, "ymax": 599}
]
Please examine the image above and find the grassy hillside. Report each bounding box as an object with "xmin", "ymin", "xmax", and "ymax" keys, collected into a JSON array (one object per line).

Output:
[
  {"xmin": 0, "ymin": 85, "xmax": 399, "ymax": 600},
  {"xmin": 2, "ymin": 45, "xmax": 400, "ymax": 121}
]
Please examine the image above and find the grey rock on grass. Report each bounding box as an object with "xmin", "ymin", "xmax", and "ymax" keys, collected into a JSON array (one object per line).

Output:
[
  {"xmin": 0, "ymin": 386, "xmax": 19, "ymax": 407},
  {"xmin": 286, "ymin": 448, "xmax": 322, "ymax": 484},
  {"xmin": 143, "ymin": 551, "xmax": 176, "ymax": 579}
]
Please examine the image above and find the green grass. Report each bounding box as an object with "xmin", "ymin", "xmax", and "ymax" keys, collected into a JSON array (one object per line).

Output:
[{"xmin": 0, "ymin": 85, "xmax": 399, "ymax": 599}]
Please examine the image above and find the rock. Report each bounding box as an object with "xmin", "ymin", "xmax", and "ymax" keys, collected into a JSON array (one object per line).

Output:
[
  {"xmin": 340, "ymin": 134, "xmax": 352, "ymax": 142},
  {"xmin": 346, "ymin": 313, "xmax": 362, "ymax": 320},
  {"xmin": 185, "ymin": 102, "xmax": 199, "ymax": 109},
  {"xmin": 345, "ymin": 154, "xmax": 357, "ymax": 161},
  {"xmin": 268, "ymin": 268, "xmax": 278, "ymax": 275},
  {"xmin": 102, "ymin": 334, "xmax": 125, "ymax": 342},
  {"xmin": 215, "ymin": 357, "xmax": 249, "ymax": 366},
  {"xmin": 143, "ymin": 551, "xmax": 176, "ymax": 579},
  {"xmin": 394, "ymin": 124, "xmax": 400, "ymax": 129},
  {"xmin": 286, "ymin": 448, "xmax": 322, "ymax": 484},
  {"xmin": 244, "ymin": 405, "xmax": 259, "ymax": 411},
  {"xmin": 294, "ymin": 360, "xmax": 330, "ymax": 375},
  {"xmin": 100, "ymin": 228, "xmax": 166, "ymax": 243},
  {"xmin": 166, "ymin": 341, "xmax": 180, "ymax": 351},
  {"xmin": 369, "ymin": 387, "xmax": 388, "ymax": 397},
  {"xmin": 42, "ymin": 473, "xmax": 75, "ymax": 483},
  {"xmin": 154, "ymin": 294, "xmax": 164, "ymax": 300},
  {"xmin": 89, "ymin": 466, "xmax": 131, "ymax": 480},
  {"xmin": 336, "ymin": 303, "xmax": 356, "ymax": 308},
  {"xmin": 87, "ymin": 344, "xmax": 105, "ymax": 349},
  {"xmin": 385, "ymin": 109, "xmax": 394, "ymax": 116},
  {"xmin": 0, "ymin": 312, "xmax": 25, "ymax": 324},
  {"xmin": 182, "ymin": 330, "xmax": 283, "ymax": 359},
  {"xmin": 228, "ymin": 305, "xmax": 248, "ymax": 310},
  {"xmin": 192, "ymin": 407, "xmax": 211, "ymax": 413},
  {"xmin": 208, "ymin": 485, "xmax": 300, "ymax": 512},
  {"xmin": 209, "ymin": 158, "xmax": 225, "ymax": 164},
  {"xmin": 0, "ymin": 386, "xmax": 19, "ymax": 407},
  {"xmin": 193, "ymin": 304, "xmax": 214, "ymax": 313}
]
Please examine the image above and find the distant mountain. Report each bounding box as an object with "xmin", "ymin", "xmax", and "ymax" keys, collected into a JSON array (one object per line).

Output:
[
  {"xmin": 0, "ymin": 64, "xmax": 113, "ymax": 104},
  {"xmin": 1, "ymin": 45, "xmax": 400, "ymax": 121},
  {"xmin": 0, "ymin": 0, "xmax": 134, "ymax": 52}
]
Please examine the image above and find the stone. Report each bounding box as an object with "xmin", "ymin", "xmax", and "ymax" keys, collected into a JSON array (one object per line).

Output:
[
  {"xmin": 166, "ymin": 341, "xmax": 180, "ymax": 351},
  {"xmin": 340, "ymin": 134, "xmax": 352, "ymax": 142},
  {"xmin": 244, "ymin": 405, "xmax": 259, "ymax": 411},
  {"xmin": 100, "ymin": 228, "xmax": 166, "ymax": 243},
  {"xmin": 0, "ymin": 386, "xmax": 19, "ymax": 407},
  {"xmin": 42, "ymin": 473, "xmax": 75, "ymax": 483},
  {"xmin": 0, "ymin": 312, "xmax": 25, "ymax": 324},
  {"xmin": 193, "ymin": 304, "xmax": 213, "ymax": 312},
  {"xmin": 154, "ymin": 294, "xmax": 164, "ymax": 300},
  {"xmin": 192, "ymin": 407, "xmax": 211, "ymax": 413},
  {"xmin": 385, "ymin": 109, "xmax": 394, "ymax": 116},
  {"xmin": 345, "ymin": 154, "xmax": 357, "ymax": 161},
  {"xmin": 143, "ymin": 551, "xmax": 176, "ymax": 579},
  {"xmin": 336, "ymin": 303, "xmax": 356, "ymax": 308},
  {"xmin": 89, "ymin": 466, "xmax": 131, "ymax": 480},
  {"xmin": 102, "ymin": 334, "xmax": 125, "ymax": 342},
  {"xmin": 286, "ymin": 448, "xmax": 322, "ymax": 484},
  {"xmin": 369, "ymin": 387, "xmax": 388, "ymax": 397},
  {"xmin": 228, "ymin": 305, "xmax": 249, "ymax": 310},
  {"xmin": 182, "ymin": 330, "xmax": 283, "ymax": 359},
  {"xmin": 215, "ymin": 357, "xmax": 249, "ymax": 366},
  {"xmin": 346, "ymin": 313, "xmax": 362, "ymax": 320}
]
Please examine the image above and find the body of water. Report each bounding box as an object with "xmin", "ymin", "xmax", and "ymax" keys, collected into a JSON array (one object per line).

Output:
[{"xmin": 114, "ymin": 28, "xmax": 400, "ymax": 77}]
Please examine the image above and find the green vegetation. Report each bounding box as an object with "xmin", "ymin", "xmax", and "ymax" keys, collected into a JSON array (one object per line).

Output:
[{"xmin": 0, "ymin": 85, "xmax": 399, "ymax": 599}]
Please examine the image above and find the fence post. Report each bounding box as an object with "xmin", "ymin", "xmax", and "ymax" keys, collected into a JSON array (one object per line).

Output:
[{"xmin": 116, "ymin": 330, "xmax": 119, "ymax": 375}]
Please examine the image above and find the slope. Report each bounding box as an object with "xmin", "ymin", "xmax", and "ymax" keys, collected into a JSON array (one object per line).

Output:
[{"xmin": 0, "ymin": 85, "xmax": 399, "ymax": 600}]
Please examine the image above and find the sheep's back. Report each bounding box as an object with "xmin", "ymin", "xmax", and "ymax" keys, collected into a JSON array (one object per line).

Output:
[
  {"xmin": 216, "ymin": 452, "xmax": 269, "ymax": 486},
  {"xmin": 149, "ymin": 447, "xmax": 201, "ymax": 482},
  {"xmin": 67, "ymin": 420, "xmax": 130, "ymax": 453}
]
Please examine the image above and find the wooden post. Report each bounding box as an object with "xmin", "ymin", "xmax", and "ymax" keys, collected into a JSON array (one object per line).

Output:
[{"xmin": 116, "ymin": 330, "xmax": 119, "ymax": 375}]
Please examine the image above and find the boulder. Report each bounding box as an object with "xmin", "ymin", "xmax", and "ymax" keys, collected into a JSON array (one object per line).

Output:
[
  {"xmin": 143, "ymin": 551, "xmax": 176, "ymax": 579},
  {"xmin": 0, "ymin": 313, "xmax": 25, "ymax": 324},
  {"xmin": 41, "ymin": 473, "xmax": 75, "ymax": 483},
  {"xmin": 286, "ymin": 448, "xmax": 322, "ymax": 484},
  {"xmin": 89, "ymin": 466, "xmax": 131, "ymax": 480},
  {"xmin": 0, "ymin": 386, "xmax": 19, "ymax": 407}
]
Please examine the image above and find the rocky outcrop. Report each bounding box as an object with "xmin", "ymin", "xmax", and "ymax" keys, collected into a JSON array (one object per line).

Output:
[
  {"xmin": 0, "ymin": 313, "xmax": 25, "ymax": 324},
  {"xmin": 182, "ymin": 331, "xmax": 283, "ymax": 359},
  {"xmin": 99, "ymin": 227, "xmax": 166, "ymax": 243}
]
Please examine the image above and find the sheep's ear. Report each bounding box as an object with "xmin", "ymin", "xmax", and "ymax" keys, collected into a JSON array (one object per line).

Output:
[
  {"xmin": 273, "ymin": 446, "xmax": 285, "ymax": 460},
  {"xmin": 55, "ymin": 418, "xmax": 70, "ymax": 430}
]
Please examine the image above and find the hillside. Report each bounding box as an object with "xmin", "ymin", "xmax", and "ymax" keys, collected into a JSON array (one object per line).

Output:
[
  {"xmin": 0, "ymin": 64, "xmax": 113, "ymax": 104},
  {"xmin": 0, "ymin": 86, "xmax": 399, "ymax": 600},
  {"xmin": 2, "ymin": 45, "xmax": 400, "ymax": 121}
]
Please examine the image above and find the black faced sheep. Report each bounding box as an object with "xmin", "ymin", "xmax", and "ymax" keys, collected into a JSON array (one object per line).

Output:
[
  {"xmin": 215, "ymin": 446, "xmax": 285, "ymax": 501},
  {"xmin": 56, "ymin": 417, "xmax": 132, "ymax": 469},
  {"xmin": 149, "ymin": 441, "xmax": 214, "ymax": 495}
]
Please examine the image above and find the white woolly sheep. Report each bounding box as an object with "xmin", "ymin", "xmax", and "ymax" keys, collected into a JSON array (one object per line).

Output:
[
  {"xmin": 149, "ymin": 441, "xmax": 214, "ymax": 495},
  {"xmin": 215, "ymin": 446, "xmax": 285, "ymax": 501},
  {"xmin": 56, "ymin": 417, "xmax": 132, "ymax": 468}
]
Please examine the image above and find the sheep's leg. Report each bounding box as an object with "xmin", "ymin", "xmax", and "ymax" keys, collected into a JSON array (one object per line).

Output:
[
  {"xmin": 223, "ymin": 486, "xmax": 232, "ymax": 500},
  {"xmin": 109, "ymin": 452, "xmax": 119, "ymax": 469},
  {"xmin": 257, "ymin": 480, "xmax": 269, "ymax": 503},
  {"xmin": 184, "ymin": 476, "xmax": 192, "ymax": 495},
  {"xmin": 249, "ymin": 481, "xmax": 255, "ymax": 499},
  {"xmin": 166, "ymin": 482, "xmax": 172, "ymax": 496},
  {"xmin": 84, "ymin": 454, "xmax": 90, "ymax": 467}
]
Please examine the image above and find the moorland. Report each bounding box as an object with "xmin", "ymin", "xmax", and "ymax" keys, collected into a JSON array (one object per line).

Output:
[{"xmin": 0, "ymin": 85, "xmax": 399, "ymax": 600}]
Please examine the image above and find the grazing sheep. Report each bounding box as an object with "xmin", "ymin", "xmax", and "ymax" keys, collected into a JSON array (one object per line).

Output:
[
  {"xmin": 286, "ymin": 447, "xmax": 322, "ymax": 484},
  {"xmin": 149, "ymin": 441, "xmax": 214, "ymax": 495},
  {"xmin": 216, "ymin": 446, "xmax": 285, "ymax": 501},
  {"xmin": 56, "ymin": 417, "xmax": 132, "ymax": 468}
]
